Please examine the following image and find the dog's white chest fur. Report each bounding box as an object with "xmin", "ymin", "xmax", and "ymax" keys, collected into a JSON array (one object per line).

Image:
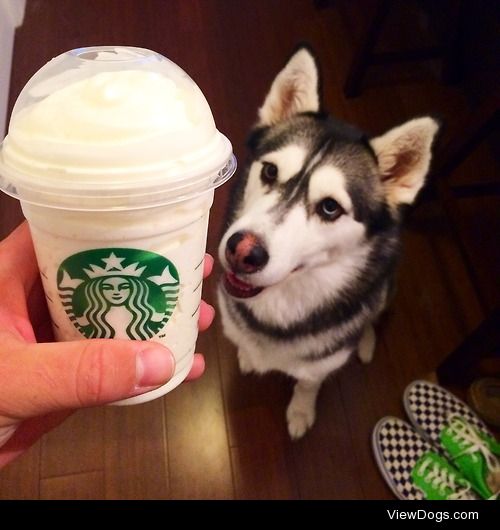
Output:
[{"xmin": 218, "ymin": 285, "xmax": 354, "ymax": 381}]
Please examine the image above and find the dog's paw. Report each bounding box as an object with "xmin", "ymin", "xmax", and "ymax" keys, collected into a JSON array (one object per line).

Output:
[
  {"xmin": 286, "ymin": 397, "xmax": 316, "ymax": 440},
  {"xmin": 358, "ymin": 324, "xmax": 376, "ymax": 364},
  {"xmin": 287, "ymin": 410, "xmax": 315, "ymax": 439},
  {"xmin": 237, "ymin": 349, "xmax": 254, "ymax": 374},
  {"xmin": 358, "ymin": 348, "xmax": 374, "ymax": 364}
]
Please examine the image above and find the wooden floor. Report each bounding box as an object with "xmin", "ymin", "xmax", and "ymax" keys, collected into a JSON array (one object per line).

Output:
[{"xmin": 0, "ymin": 0, "xmax": 497, "ymax": 499}]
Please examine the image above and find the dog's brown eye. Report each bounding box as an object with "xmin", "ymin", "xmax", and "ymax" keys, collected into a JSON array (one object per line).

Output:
[
  {"xmin": 261, "ymin": 162, "xmax": 278, "ymax": 184},
  {"xmin": 317, "ymin": 198, "xmax": 343, "ymax": 221}
]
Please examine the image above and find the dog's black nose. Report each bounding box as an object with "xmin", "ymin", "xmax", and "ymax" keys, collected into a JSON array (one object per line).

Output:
[
  {"xmin": 225, "ymin": 231, "xmax": 269, "ymax": 274},
  {"xmin": 226, "ymin": 231, "xmax": 245, "ymax": 255}
]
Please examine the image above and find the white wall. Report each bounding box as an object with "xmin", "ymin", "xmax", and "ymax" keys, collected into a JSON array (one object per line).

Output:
[{"xmin": 0, "ymin": 0, "xmax": 26, "ymax": 138}]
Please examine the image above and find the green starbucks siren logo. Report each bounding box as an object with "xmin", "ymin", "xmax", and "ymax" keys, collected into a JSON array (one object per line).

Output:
[{"xmin": 57, "ymin": 248, "xmax": 180, "ymax": 340}]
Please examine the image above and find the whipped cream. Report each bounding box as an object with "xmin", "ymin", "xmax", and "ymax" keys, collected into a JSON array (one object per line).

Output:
[
  {"xmin": 15, "ymin": 70, "xmax": 202, "ymax": 142},
  {"xmin": 0, "ymin": 47, "xmax": 234, "ymax": 207},
  {"xmin": 3, "ymin": 69, "xmax": 225, "ymax": 181}
]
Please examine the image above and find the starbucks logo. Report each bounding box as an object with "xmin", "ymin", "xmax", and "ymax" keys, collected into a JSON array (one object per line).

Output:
[{"xmin": 57, "ymin": 248, "xmax": 180, "ymax": 340}]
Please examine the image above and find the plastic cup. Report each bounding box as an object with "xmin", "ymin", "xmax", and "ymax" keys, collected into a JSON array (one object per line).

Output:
[{"xmin": 0, "ymin": 46, "xmax": 236, "ymax": 405}]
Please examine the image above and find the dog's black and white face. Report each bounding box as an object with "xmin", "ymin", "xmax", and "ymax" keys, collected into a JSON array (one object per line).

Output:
[{"xmin": 219, "ymin": 47, "xmax": 438, "ymax": 300}]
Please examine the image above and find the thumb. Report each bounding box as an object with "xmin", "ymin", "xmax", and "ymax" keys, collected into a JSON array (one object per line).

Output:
[{"xmin": 0, "ymin": 339, "xmax": 175, "ymax": 418}]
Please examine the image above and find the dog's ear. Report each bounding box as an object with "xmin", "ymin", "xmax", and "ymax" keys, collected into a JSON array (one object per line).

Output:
[
  {"xmin": 370, "ymin": 117, "xmax": 439, "ymax": 207},
  {"xmin": 258, "ymin": 46, "xmax": 320, "ymax": 126}
]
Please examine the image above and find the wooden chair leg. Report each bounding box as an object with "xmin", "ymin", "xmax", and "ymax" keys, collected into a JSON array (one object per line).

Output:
[
  {"xmin": 343, "ymin": 0, "xmax": 393, "ymax": 98},
  {"xmin": 418, "ymin": 92, "xmax": 499, "ymax": 204},
  {"xmin": 435, "ymin": 96, "xmax": 500, "ymax": 179},
  {"xmin": 441, "ymin": 0, "xmax": 465, "ymax": 85},
  {"xmin": 437, "ymin": 308, "xmax": 500, "ymax": 387}
]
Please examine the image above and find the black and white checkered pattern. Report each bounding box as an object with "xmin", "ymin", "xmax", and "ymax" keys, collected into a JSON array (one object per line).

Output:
[
  {"xmin": 404, "ymin": 380, "xmax": 491, "ymax": 446},
  {"xmin": 372, "ymin": 417, "xmax": 436, "ymax": 500}
]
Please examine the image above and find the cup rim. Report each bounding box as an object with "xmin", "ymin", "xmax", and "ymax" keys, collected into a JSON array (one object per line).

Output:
[{"xmin": 0, "ymin": 154, "xmax": 236, "ymax": 211}]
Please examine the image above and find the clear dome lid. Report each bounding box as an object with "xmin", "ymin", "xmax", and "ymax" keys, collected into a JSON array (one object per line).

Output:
[{"xmin": 0, "ymin": 46, "xmax": 236, "ymax": 210}]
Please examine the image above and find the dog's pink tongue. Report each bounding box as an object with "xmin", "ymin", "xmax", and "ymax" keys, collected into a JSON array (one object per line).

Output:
[
  {"xmin": 223, "ymin": 271, "xmax": 263, "ymax": 299},
  {"xmin": 227, "ymin": 272, "xmax": 253, "ymax": 289}
]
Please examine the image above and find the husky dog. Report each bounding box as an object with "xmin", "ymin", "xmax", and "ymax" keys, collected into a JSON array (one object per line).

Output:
[{"xmin": 217, "ymin": 47, "xmax": 439, "ymax": 439}]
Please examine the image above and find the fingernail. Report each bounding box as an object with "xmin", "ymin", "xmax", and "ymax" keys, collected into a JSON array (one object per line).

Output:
[{"xmin": 136, "ymin": 346, "xmax": 175, "ymax": 388}]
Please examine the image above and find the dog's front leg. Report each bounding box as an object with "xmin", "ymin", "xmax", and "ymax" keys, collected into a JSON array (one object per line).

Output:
[
  {"xmin": 287, "ymin": 349, "xmax": 353, "ymax": 439},
  {"xmin": 286, "ymin": 379, "xmax": 323, "ymax": 439},
  {"xmin": 358, "ymin": 323, "xmax": 376, "ymax": 364},
  {"xmin": 237, "ymin": 348, "xmax": 255, "ymax": 374}
]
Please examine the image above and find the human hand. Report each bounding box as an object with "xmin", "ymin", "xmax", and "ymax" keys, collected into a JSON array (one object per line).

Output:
[{"xmin": 0, "ymin": 222, "xmax": 215, "ymax": 468}]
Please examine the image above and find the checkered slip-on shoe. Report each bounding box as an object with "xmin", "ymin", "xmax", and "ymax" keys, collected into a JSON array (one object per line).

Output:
[
  {"xmin": 403, "ymin": 380, "xmax": 491, "ymax": 444},
  {"xmin": 404, "ymin": 380, "xmax": 500, "ymax": 499},
  {"xmin": 372, "ymin": 417, "xmax": 479, "ymax": 500}
]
